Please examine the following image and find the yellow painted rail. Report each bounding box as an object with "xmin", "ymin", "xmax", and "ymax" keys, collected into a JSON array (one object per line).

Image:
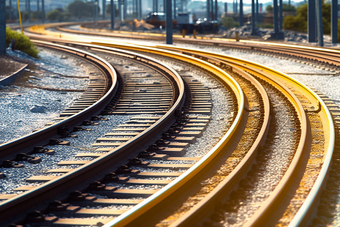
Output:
[{"xmin": 157, "ymin": 45, "xmax": 335, "ymax": 226}]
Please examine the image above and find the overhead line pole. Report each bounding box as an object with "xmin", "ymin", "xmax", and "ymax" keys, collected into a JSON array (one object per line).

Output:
[
  {"xmin": 251, "ymin": 0, "xmax": 256, "ymax": 34},
  {"xmin": 239, "ymin": 0, "xmax": 243, "ymax": 26},
  {"xmin": 331, "ymin": 0, "xmax": 337, "ymax": 43},
  {"xmin": 256, "ymin": 0, "xmax": 258, "ymax": 24},
  {"xmin": 28, "ymin": 0, "xmax": 30, "ymax": 22},
  {"xmin": 138, "ymin": 0, "xmax": 141, "ymax": 19},
  {"xmin": 207, "ymin": 0, "xmax": 210, "ymax": 20},
  {"xmin": 308, "ymin": 0, "xmax": 316, "ymax": 42},
  {"xmin": 118, "ymin": 0, "xmax": 122, "ymax": 21},
  {"xmin": 279, "ymin": 0, "xmax": 282, "ymax": 30},
  {"xmin": 9, "ymin": 0, "xmax": 12, "ymax": 20},
  {"xmin": 174, "ymin": 0, "xmax": 176, "ymax": 19},
  {"xmin": 17, "ymin": 0, "xmax": 23, "ymax": 33},
  {"xmin": 215, "ymin": 0, "xmax": 217, "ymax": 20},
  {"xmin": 0, "ymin": 0, "xmax": 5, "ymax": 55},
  {"xmin": 166, "ymin": 0, "xmax": 173, "ymax": 44},
  {"xmin": 111, "ymin": 0, "xmax": 114, "ymax": 29},
  {"xmin": 273, "ymin": 0, "xmax": 279, "ymax": 36},
  {"xmin": 103, "ymin": 0, "xmax": 106, "ymax": 19},
  {"xmin": 42, "ymin": 0, "xmax": 45, "ymax": 23},
  {"xmin": 316, "ymin": 0, "xmax": 323, "ymax": 46}
]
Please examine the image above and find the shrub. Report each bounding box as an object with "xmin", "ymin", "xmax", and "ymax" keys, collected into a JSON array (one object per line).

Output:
[
  {"xmin": 6, "ymin": 27, "xmax": 39, "ymax": 58},
  {"xmin": 222, "ymin": 17, "xmax": 240, "ymax": 29}
]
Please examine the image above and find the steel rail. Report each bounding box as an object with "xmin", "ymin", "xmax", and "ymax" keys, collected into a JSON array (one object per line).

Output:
[
  {"xmin": 19, "ymin": 37, "xmax": 246, "ymax": 226},
  {"xmin": 144, "ymin": 45, "xmax": 306, "ymax": 226},
  {"xmin": 0, "ymin": 43, "xmax": 186, "ymax": 223},
  {"xmin": 158, "ymin": 45, "xmax": 334, "ymax": 226},
  {"xmin": 58, "ymin": 43, "xmax": 246, "ymax": 227},
  {"xmin": 167, "ymin": 64, "xmax": 271, "ymax": 226},
  {"xmin": 27, "ymin": 23, "xmax": 340, "ymax": 67},
  {"xmin": 26, "ymin": 24, "xmax": 336, "ymax": 225},
  {"xmin": 0, "ymin": 41, "xmax": 117, "ymax": 158},
  {"xmin": 46, "ymin": 23, "xmax": 340, "ymax": 68}
]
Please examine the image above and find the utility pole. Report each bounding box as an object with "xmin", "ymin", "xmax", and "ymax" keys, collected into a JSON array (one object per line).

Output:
[
  {"xmin": 279, "ymin": 0, "xmax": 282, "ymax": 30},
  {"xmin": 207, "ymin": 0, "xmax": 210, "ymax": 20},
  {"xmin": 174, "ymin": 0, "xmax": 176, "ymax": 19},
  {"xmin": 42, "ymin": 0, "xmax": 45, "ymax": 22},
  {"xmin": 331, "ymin": 0, "xmax": 337, "ymax": 43},
  {"xmin": 224, "ymin": 2, "xmax": 227, "ymax": 15},
  {"xmin": 124, "ymin": 0, "xmax": 126, "ymax": 20},
  {"xmin": 233, "ymin": 0, "xmax": 234, "ymax": 13},
  {"xmin": 93, "ymin": 0, "xmax": 99, "ymax": 25},
  {"xmin": 138, "ymin": 0, "xmax": 141, "ymax": 19},
  {"xmin": 215, "ymin": 0, "xmax": 217, "ymax": 20},
  {"xmin": 118, "ymin": 0, "xmax": 122, "ymax": 21},
  {"xmin": 308, "ymin": 0, "xmax": 316, "ymax": 42},
  {"xmin": 239, "ymin": 0, "xmax": 243, "ymax": 26},
  {"xmin": 28, "ymin": 0, "xmax": 31, "ymax": 22},
  {"xmin": 166, "ymin": 0, "xmax": 173, "ymax": 44},
  {"xmin": 9, "ymin": 0, "xmax": 12, "ymax": 20},
  {"xmin": 236, "ymin": 0, "xmax": 238, "ymax": 13},
  {"xmin": 316, "ymin": 0, "xmax": 323, "ymax": 46},
  {"xmin": 251, "ymin": 0, "xmax": 256, "ymax": 34},
  {"xmin": 256, "ymin": 0, "xmax": 258, "ymax": 24},
  {"xmin": 273, "ymin": 0, "xmax": 279, "ymax": 36},
  {"xmin": 0, "ymin": 0, "xmax": 5, "ymax": 55},
  {"xmin": 111, "ymin": 0, "xmax": 114, "ymax": 29},
  {"xmin": 103, "ymin": 0, "xmax": 106, "ymax": 19},
  {"xmin": 37, "ymin": 0, "xmax": 39, "ymax": 19}
]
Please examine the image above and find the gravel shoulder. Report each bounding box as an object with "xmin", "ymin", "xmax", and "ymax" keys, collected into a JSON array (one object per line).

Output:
[
  {"xmin": 0, "ymin": 55, "xmax": 27, "ymax": 79},
  {"xmin": 0, "ymin": 47, "xmax": 91, "ymax": 144}
]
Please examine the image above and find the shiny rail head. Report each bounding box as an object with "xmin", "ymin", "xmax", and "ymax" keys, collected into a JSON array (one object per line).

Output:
[
  {"xmin": 0, "ymin": 41, "xmax": 188, "ymax": 225},
  {"xmin": 0, "ymin": 41, "xmax": 117, "ymax": 152},
  {"xmin": 89, "ymin": 42, "xmax": 245, "ymax": 227}
]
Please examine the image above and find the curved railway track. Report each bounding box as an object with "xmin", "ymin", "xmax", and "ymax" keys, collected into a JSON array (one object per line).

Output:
[
  {"xmin": 84, "ymin": 42, "xmax": 331, "ymax": 227},
  {"xmin": 32, "ymin": 22, "xmax": 340, "ymax": 72},
  {"xmin": 2, "ymin": 24, "xmax": 338, "ymax": 226},
  {"xmin": 0, "ymin": 42, "xmax": 187, "ymax": 225}
]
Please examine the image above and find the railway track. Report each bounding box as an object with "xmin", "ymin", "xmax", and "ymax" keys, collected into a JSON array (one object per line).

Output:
[
  {"xmin": 2, "ymin": 25, "xmax": 338, "ymax": 226},
  {"xmin": 29, "ymin": 22, "xmax": 340, "ymax": 74},
  {"xmin": 0, "ymin": 42, "xmax": 188, "ymax": 225}
]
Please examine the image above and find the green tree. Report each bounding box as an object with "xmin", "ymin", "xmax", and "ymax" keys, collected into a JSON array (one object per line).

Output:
[
  {"xmin": 46, "ymin": 8, "xmax": 64, "ymax": 21},
  {"xmin": 222, "ymin": 17, "xmax": 240, "ymax": 29},
  {"xmin": 283, "ymin": 1, "xmax": 331, "ymax": 34},
  {"xmin": 67, "ymin": 0, "xmax": 99, "ymax": 19},
  {"xmin": 282, "ymin": 3, "xmax": 296, "ymax": 12},
  {"xmin": 266, "ymin": 5, "xmax": 273, "ymax": 13}
]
